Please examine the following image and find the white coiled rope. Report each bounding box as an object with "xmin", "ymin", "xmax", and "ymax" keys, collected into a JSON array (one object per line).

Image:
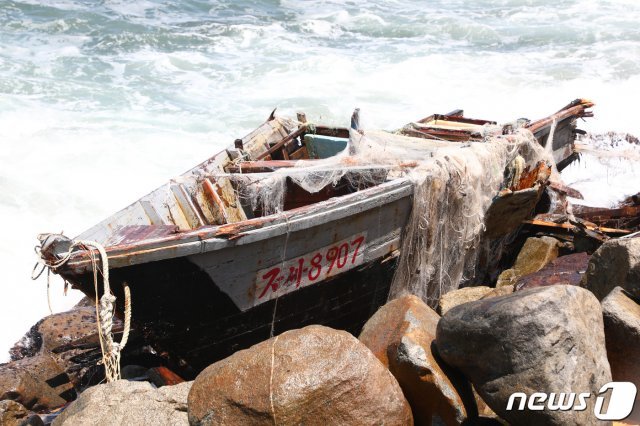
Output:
[{"xmin": 33, "ymin": 235, "xmax": 131, "ymax": 383}]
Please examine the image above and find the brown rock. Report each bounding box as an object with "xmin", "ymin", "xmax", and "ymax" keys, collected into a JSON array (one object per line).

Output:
[
  {"xmin": 0, "ymin": 354, "xmax": 73, "ymax": 410},
  {"xmin": 438, "ymin": 286, "xmax": 493, "ymax": 315},
  {"xmin": 10, "ymin": 306, "xmax": 119, "ymax": 388},
  {"xmin": 188, "ymin": 325, "xmax": 412, "ymax": 425},
  {"xmin": 602, "ymin": 286, "xmax": 640, "ymax": 424},
  {"xmin": 583, "ymin": 237, "xmax": 640, "ymax": 300},
  {"xmin": 36, "ymin": 307, "xmax": 98, "ymax": 354},
  {"xmin": 496, "ymin": 236, "xmax": 560, "ymax": 287},
  {"xmin": 0, "ymin": 400, "xmax": 29, "ymax": 426},
  {"xmin": 10, "ymin": 305, "xmax": 105, "ymax": 361},
  {"xmin": 515, "ymin": 252, "xmax": 590, "ymax": 291},
  {"xmin": 359, "ymin": 295, "xmax": 473, "ymax": 425}
]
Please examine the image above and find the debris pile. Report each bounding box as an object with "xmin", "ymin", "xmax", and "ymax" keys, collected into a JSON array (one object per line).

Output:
[{"xmin": 3, "ymin": 108, "xmax": 640, "ymax": 424}]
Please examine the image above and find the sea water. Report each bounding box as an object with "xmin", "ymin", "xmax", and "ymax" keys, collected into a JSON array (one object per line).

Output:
[{"xmin": 1, "ymin": 0, "xmax": 639, "ymax": 359}]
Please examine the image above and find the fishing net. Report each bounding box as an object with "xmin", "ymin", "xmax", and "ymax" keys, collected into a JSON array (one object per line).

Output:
[{"xmin": 226, "ymin": 122, "xmax": 553, "ymax": 306}]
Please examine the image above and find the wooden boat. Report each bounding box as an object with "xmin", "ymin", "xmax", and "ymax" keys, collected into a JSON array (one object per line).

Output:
[{"xmin": 36, "ymin": 99, "xmax": 593, "ymax": 378}]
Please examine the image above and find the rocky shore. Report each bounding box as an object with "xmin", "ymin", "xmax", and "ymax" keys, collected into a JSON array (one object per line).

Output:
[{"xmin": 1, "ymin": 233, "xmax": 639, "ymax": 425}]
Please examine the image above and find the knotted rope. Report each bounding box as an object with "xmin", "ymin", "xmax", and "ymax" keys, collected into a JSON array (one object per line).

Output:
[{"xmin": 33, "ymin": 235, "xmax": 131, "ymax": 383}]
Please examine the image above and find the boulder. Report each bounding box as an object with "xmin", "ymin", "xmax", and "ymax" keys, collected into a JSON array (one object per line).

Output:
[
  {"xmin": 496, "ymin": 236, "xmax": 560, "ymax": 287},
  {"xmin": 583, "ymin": 238, "xmax": 640, "ymax": 300},
  {"xmin": 188, "ymin": 325, "xmax": 412, "ymax": 425},
  {"xmin": 36, "ymin": 307, "xmax": 98, "ymax": 354},
  {"xmin": 438, "ymin": 286, "xmax": 493, "ymax": 315},
  {"xmin": 0, "ymin": 354, "xmax": 73, "ymax": 410},
  {"xmin": 436, "ymin": 285, "xmax": 611, "ymax": 426},
  {"xmin": 515, "ymin": 252, "xmax": 589, "ymax": 291},
  {"xmin": 10, "ymin": 307, "xmax": 98, "ymax": 362},
  {"xmin": 359, "ymin": 295, "xmax": 473, "ymax": 425},
  {"xmin": 9, "ymin": 305, "xmax": 121, "ymax": 388},
  {"xmin": 602, "ymin": 286, "xmax": 640, "ymax": 424},
  {"xmin": 53, "ymin": 380, "xmax": 191, "ymax": 426},
  {"xmin": 479, "ymin": 284, "xmax": 514, "ymax": 300},
  {"xmin": 0, "ymin": 400, "xmax": 29, "ymax": 426}
]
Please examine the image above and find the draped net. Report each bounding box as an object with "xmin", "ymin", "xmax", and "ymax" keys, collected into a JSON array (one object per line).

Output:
[{"xmin": 226, "ymin": 123, "xmax": 553, "ymax": 306}]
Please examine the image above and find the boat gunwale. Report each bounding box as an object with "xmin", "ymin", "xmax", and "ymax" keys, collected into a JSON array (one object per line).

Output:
[{"xmin": 60, "ymin": 177, "xmax": 414, "ymax": 273}]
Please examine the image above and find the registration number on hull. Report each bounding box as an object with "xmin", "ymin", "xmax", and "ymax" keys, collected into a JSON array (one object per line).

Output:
[{"xmin": 254, "ymin": 233, "xmax": 367, "ymax": 303}]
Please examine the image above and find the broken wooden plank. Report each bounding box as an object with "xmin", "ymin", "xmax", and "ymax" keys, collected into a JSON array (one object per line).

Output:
[
  {"xmin": 548, "ymin": 181, "xmax": 583, "ymax": 199},
  {"xmin": 147, "ymin": 366, "xmax": 185, "ymax": 387},
  {"xmin": 226, "ymin": 160, "xmax": 299, "ymax": 174},
  {"xmin": 522, "ymin": 219, "xmax": 630, "ymax": 235},
  {"xmin": 573, "ymin": 205, "xmax": 640, "ymax": 221},
  {"xmin": 525, "ymin": 99, "xmax": 594, "ymax": 135},
  {"xmin": 513, "ymin": 161, "xmax": 551, "ymax": 191},
  {"xmin": 256, "ymin": 125, "xmax": 307, "ymax": 161}
]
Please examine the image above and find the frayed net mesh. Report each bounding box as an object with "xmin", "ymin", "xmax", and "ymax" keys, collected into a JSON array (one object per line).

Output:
[{"xmin": 224, "ymin": 123, "xmax": 553, "ymax": 306}]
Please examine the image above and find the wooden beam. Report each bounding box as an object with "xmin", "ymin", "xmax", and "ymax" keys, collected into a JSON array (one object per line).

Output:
[
  {"xmin": 526, "ymin": 99, "xmax": 594, "ymax": 135},
  {"xmin": 256, "ymin": 125, "xmax": 307, "ymax": 161},
  {"xmin": 522, "ymin": 219, "xmax": 629, "ymax": 234}
]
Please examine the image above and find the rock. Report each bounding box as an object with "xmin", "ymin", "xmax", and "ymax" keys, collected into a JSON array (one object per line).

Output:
[
  {"xmin": 53, "ymin": 380, "xmax": 191, "ymax": 426},
  {"xmin": 0, "ymin": 400, "xmax": 29, "ymax": 426},
  {"xmin": 188, "ymin": 325, "xmax": 412, "ymax": 425},
  {"xmin": 602, "ymin": 286, "xmax": 640, "ymax": 424},
  {"xmin": 479, "ymin": 285, "xmax": 514, "ymax": 300},
  {"xmin": 10, "ymin": 306, "xmax": 97, "ymax": 362},
  {"xmin": 583, "ymin": 238, "xmax": 640, "ymax": 300},
  {"xmin": 471, "ymin": 387, "xmax": 503, "ymax": 424},
  {"xmin": 9, "ymin": 306, "xmax": 120, "ymax": 388},
  {"xmin": 496, "ymin": 236, "xmax": 560, "ymax": 287},
  {"xmin": 73, "ymin": 297, "xmax": 94, "ymax": 308},
  {"xmin": 21, "ymin": 414, "xmax": 45, "ymax": 426},
  {"xmin": 0, "ymin": 354, "xmax": 73, "ymax": 410},
  {"xmin": 495, "ymin": 269, "xmax": 517, "ymax": 288},
  {"xmin": 436, "ymin": 285, "xmax": 611, "ymax": 426},
  {"xmin": 515, "ymin": 252, "xmax": 589, "ymax": 291},
  {"xmin": 484, "ymin": 187, "xmax": 542, "ymax": 239},
  {"xmin": 36, "ymin": 307, "xmax": 98, "ymax": 354},
  {"xmin": 438, "ymin": 286, "xmax": 493, "ymax": 315},
  {"xmin": 359, "ymin": 295, "xmax": 473, "ymax": 425}
]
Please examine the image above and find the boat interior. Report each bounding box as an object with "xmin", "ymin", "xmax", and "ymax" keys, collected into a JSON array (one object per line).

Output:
[{"xmin": 77, "ymin": 101, "xmax": 592, "ymax": 247}]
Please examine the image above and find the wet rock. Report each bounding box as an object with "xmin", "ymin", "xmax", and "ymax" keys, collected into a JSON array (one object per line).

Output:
[
  {"xmin": 437, "ymin": 286, "xmax": 492, "ymax": 315},
  {"xmin": 53, "ymin": 380, "xmax": 191, "ymax": 425},
  {"xmin": 583, "ymin": 237, "xmax": 640, "ymax": 300},
  {"xmin": 496, "ymin": 236, "xmax": 560, "ymax": 287},
  {"xmin": 359, "ymin": 295, "xmax": 472, "ymax": 425},
  {"xmin": 9, "ymin": 321, "xmax": 43, "ymax": 362},
  {"xmin": 602, "ymin": 286, "xmax": 640, "ymax": 424},
  {"xmin": 0, "ymin": 354, "xmax": 73, "ymax": 410},
  {"xmin": 436, "ymin": 285, "xmax": 611, "ymax": 426},
  {"xmin": 0, "ymin": 400, "xmax": 29, "ymax": 426},
  {"xmin": 188, "ymin": 325, "xmax": 412, "ymax": 426},
  {"xmin": 515, "ymin": 252, "xmax": 590, "ymax": 291}
]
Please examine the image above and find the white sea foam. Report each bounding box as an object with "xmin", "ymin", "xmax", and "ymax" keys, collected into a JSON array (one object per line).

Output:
[{"xmin": 1, "ymin": 0, "xmax": 639, "ymax": 359}]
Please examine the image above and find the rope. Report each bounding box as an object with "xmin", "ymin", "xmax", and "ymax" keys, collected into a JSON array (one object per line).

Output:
[{"xmin": 33, "ymin": 235, "xmax": 130, "ymax": 383}]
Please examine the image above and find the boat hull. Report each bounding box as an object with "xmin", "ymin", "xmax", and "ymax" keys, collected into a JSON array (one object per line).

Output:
[{"xmin": 63, "ymin": 180, "xmax": 413, "ymax": 377}]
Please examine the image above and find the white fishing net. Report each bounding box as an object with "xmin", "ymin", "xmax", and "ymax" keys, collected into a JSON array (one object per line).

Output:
[{"xmin": 225, "ymin": 123, "xmax": 553, "ymax": 306}]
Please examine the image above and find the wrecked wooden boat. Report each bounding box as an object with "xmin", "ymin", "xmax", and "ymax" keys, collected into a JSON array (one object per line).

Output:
[{"xmin": 35, "ymin": 99, "xmax": 593, "ymax": 378}]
